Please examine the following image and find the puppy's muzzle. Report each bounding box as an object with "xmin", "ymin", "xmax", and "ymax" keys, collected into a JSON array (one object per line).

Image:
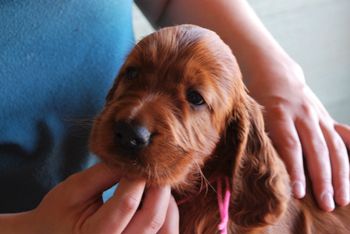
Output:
[{"xmin": 114, "ymin": 121, "xmax": 151, "ymax": 155}]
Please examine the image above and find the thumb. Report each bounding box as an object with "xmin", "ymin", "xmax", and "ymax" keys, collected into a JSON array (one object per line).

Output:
[{"xmin": 63, "ymin": 162, "xmax": 121, "ymax": 200}]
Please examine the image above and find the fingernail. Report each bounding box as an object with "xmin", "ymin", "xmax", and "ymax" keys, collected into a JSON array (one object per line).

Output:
[
  {"xmin": 321, "ymin": 193, "xmax": 335, "ymax": 211},
  {"xmin": 336, "ymin": 189, "xmax": 349, "ymax": 206},
  {"xmin": 292, "ymin": 182, "xmax": 305, "ymax": 198}
]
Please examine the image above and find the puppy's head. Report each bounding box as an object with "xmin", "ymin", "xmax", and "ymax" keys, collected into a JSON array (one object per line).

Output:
[
  {"xmin": 90, "ymin": 25, "xmax": 290, "ymax": 228},
  {"xmin": 89, "ymin": 25, "xmax": 244, "ymax": 188}
]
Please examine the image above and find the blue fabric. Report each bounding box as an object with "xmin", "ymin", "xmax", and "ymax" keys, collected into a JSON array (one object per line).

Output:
[{"xmin": 0, "ymin": 0, "xmax": 134, "ymax": 212}]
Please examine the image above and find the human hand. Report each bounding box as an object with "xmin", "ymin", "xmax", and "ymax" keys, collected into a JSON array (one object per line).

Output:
[
  {"xmin": 247, "ymin": 59, "xmax": 350, "ymax": 212},
  {"xmin": 3, "ymin": 163, "xmax": 179, "ymax": 234}
]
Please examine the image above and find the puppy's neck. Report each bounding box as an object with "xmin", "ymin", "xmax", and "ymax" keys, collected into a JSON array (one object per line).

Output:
[{"xmin": 172, "ymin": 150, "xmax": 233, "ymax": 202}]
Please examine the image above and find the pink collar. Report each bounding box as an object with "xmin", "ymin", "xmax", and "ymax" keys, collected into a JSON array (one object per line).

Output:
[{"xmin": 217, "ymin": 176, "xmax": 231, "ymax": 234}]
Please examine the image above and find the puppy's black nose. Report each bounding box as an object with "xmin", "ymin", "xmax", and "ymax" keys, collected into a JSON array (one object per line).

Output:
[{"xmin": 114, "ymin": 121, "xmax": 151, "ymax": 151}]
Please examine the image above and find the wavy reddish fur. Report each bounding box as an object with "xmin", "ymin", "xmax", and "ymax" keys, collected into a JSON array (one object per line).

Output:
[{"xmin": 90, "ymin": 25, "xmax": 350, "ymax": 234}]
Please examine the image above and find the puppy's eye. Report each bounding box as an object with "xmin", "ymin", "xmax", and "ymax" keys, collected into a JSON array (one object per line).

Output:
[
  {"xmin": 186, "ymin": 90, "xmax": 205, "ymax": 106},
  {"xmin": 124, "ymin": 66, "xmax": 139, "ymax": 79}
]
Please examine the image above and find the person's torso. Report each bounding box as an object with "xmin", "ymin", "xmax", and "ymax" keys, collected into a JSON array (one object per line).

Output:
[{"xmin": 0, "ymin": 0, "xmax": 134, "ymax": 212}]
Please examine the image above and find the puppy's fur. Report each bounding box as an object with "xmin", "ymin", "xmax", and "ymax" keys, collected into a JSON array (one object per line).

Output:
[{"xmin": 90, "ymin": 25, "xmax": 350, "ymax": 233}]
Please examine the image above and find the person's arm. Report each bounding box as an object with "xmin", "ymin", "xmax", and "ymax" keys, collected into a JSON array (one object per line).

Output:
[
  {"xmin": 0, "ymin": 212, "xmax": 33, "ymax": 233},
  {"xmin": 0, "ymin": 163, "xmax": 179, "ymax": 234},
  {"xmin": 136, "ymin": 0, "xmax": 350, "ymax": 211}
]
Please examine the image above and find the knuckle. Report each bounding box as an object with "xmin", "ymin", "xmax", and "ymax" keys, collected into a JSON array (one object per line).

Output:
[
  {"xmin": 310, "ymin": 138, "xmax": 328, "ymax": 155},
  {"xmin": 144, "ymin": 215, "xmax": 165, "ymax": 233},
  {"xmin": 269, "ymin": 104, "xmax": 288, "ymax": 121},
  {"xmin": 299, "ymin": 103, "xmax": 314, "ymax": 118},
  {"xmin": 119, "ymin": 196, "xmax": 140, "ymax": 213},
  {"xmin": 293, "ymin": 63, "xmax": 305, "ymax": 77},
  {"xmin": 288, "ymin": 167, "xmax": 304, "ymax": 180},
  {"xmin": 331, "ymin": 137, "xmax": 347, "ymax": 155},
  {"xmin": 281, "ymin": 135, "xmax": 301, "ymax": 150}
]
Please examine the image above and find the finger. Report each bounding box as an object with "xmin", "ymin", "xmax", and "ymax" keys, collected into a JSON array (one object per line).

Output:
[
  {"xmin": 89, "ymin": 178, "xmax": 146, "ymax": 233},
  {"xmin": 266, "ymin": 113, "xmax": 305, "ymax": 198},
  {"xmin": 335, "ymin": 123, "xmax": 350, "ymax": 149},
  {"xmin": 321, "ymin": 121, "xmax": 349, "ymax": 206},
  {"xmin": 296, "ymin": 116, "xmax": 334, "ymax": 211},
  {"xmin": 158, "ymin": 196, "xmax": 180, "ymax": 234},
  {"xmin": 63, "ymin": 163, "xmax": 121, "ymax": 202},
  {"xmin": 123, "ymin": 186, "xmax": 171, "ymax": 234}
]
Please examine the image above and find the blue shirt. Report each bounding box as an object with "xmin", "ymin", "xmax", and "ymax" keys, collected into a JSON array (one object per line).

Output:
[{"xmin": 0, "ymin": 0, "xmax": 134, "ymax": 212}]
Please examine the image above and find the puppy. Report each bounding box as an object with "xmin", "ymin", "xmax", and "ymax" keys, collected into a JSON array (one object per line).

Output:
[{"xmin": 90, "ymin": 25, "xmax": 350, "ymax": 234}]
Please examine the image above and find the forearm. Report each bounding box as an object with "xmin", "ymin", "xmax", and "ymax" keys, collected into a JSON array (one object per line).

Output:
[{"xmin": 137, "ymin": 0, "xmax": 298, "ymax": 87}]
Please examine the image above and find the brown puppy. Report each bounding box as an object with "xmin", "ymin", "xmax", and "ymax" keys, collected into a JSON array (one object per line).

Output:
[{"xmin": 89, "ymin": 25, "xmax": 350, "ymax": 234}]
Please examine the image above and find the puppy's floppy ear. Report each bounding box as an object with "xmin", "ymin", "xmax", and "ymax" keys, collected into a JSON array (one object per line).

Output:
[{"xmin": 223, "ymin": 95, "xmax": 290, "ymax": 228}]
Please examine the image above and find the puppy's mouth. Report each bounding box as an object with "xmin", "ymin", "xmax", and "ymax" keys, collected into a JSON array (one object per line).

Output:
[
  {"xmin": 105, "ymin": 155, "xmax": 182, "ymax": 186},
  {"xmin": 91, "ymin": 108, "xmax": 198, "ymax": 186},
  {"xmin": 99, "ymin": 134, "xmax": 194, "ymax": 186},
  {"xmin": 96, "ymin": 123, "xmax": 173, "ymax": 185}
]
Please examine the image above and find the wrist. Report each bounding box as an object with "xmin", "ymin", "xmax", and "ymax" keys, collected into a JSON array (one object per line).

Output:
[
  {"xmin": 236, "ymin": 49, "xmax": 306, "ymax": 104},
  {"xmin": 237, "ymin": 45, "xmax": 299, "ymax": 83},
  {"xmin": 238, "ymin": 49, "xmax": 305, "ymax": 95},
  {"xmin": 0, "ymin": 210, "xmax": 37, "ymax": 234}
]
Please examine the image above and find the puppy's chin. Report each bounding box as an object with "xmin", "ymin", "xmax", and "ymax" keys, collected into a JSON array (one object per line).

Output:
[{"xmin": 100, "ymin": 154, "xmax": 194, "ymax": 188}]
